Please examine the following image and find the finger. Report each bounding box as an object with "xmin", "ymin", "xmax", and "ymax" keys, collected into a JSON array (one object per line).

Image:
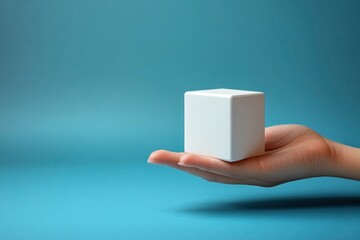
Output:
[
  {"xmin": 178, "ymin": 153, "xmax": 244, "ymax": 178},
  {"xmin": 148, "ymin": 150, "xmax": 183, "ymax": 165},
  {"xmin": 170, "ymin": 164, "xmax": 247, "ymax": 184},
  {"xmin": 178, "ymin": 152, "xmax": 283, "ymax": 180},
  {"xmin": 148, "ymin": 150, "xmax": 244, "ymax": 184},
  {"xmin": 149, "ymin": 150, "xmax": 274, "ymax": 186},
  {"xmin": 177, "ymin": 158, "xmax": 269, "ymax": 187}
]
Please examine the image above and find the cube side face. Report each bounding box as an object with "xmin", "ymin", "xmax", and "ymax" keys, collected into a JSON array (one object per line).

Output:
[
  {"xmin": 185, "ymin": 93, "xmax": 231, "ymax": 160},
  {"xmin": 230, "ymin": 94, "xmax": 265, "ymax": 161}
]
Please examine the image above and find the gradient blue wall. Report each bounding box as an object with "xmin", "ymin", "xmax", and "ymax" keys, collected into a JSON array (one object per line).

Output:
[{"xmin": 1, "ymin": 0, "xmax": 359, "ymax": 163}]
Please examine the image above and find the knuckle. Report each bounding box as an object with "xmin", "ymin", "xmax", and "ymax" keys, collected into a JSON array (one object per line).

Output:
[{"xmin": 180, "ymin": 153, "xmax": 193, "ymax": 162}]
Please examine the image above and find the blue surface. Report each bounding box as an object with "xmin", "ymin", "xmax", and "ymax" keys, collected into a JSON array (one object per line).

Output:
[
  {"xmin": 1, "ymin": 159, "xmax": 360, "ymax": 239},
  {"xmin": 1, "ymin": 0, "xmax": 360, "ymax": 239}
]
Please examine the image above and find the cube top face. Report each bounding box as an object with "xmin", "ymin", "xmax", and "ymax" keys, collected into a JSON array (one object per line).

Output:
[
  {"xmin": 185, "ymin": 88, "xmax": 263, "ymax": 99},
  {"xmin": 185, "ymin": 88, "xmax": 264, "ymax": 162}
]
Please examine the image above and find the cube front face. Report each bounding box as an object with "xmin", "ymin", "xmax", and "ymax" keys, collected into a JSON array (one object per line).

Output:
[
  {"xmin": 184, "ymin": 93, "xmax": 232, "ymax": 160},
  {"xmin": 184, "ymin": 89, "xmax": 264, "ymax": 162}
]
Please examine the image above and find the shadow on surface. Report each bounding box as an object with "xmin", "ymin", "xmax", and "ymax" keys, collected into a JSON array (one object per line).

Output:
[{"xmin": 178, "ymin": 195, "xmax": 360, "ymax": 216}]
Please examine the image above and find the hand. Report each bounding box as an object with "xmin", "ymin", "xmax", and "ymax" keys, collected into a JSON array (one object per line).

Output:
[{"xmin": 148, "ymin": 124, "xmax": 338, "ymax": 187}]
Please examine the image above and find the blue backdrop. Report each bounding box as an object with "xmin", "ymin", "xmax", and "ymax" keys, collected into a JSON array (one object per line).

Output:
[{"xmin": 0, "ymin": 0, "xmax": 360, "ymax": 239}]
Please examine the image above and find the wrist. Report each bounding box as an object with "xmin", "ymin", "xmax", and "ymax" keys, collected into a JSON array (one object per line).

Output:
[{"xmin": 326, "ymin": 140, "xmax": 360, "ymax": 180}]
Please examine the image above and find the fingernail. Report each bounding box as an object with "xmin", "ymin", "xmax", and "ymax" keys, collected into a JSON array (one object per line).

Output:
[{"xmin": 147, "ymin": 158, "xmax": 154, "ymax": 163}]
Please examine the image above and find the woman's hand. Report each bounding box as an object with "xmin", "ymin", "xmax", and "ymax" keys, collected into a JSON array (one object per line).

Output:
[{"xmin": 148, "ymin": 124, "xmax": 342, "ymax": 187}]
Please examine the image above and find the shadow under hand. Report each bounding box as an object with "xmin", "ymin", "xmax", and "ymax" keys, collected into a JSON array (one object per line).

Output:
[{"xmin": 178, "ymin": 195, "xmax": 360, "ymax": 216}]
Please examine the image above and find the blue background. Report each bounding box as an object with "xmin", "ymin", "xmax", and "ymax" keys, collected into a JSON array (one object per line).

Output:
[{"xmin": 1, "ymin": 0, "xmax": 360, "ymax": 239}]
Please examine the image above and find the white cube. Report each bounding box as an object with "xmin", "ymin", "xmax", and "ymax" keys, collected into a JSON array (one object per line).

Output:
[{"xmin": 184, "ymin": 88, "xmax": 264, "ymax": 162}]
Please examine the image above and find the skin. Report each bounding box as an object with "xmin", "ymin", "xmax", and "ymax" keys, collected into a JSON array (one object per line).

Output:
[{"xmin": 148, "ymin": 124, "xmax": 360, "ymax": 187}]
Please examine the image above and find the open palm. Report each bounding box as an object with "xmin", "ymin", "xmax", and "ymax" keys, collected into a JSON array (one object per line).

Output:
[{"xmin": 148, "ymin": 124, "xmax": 335, "ymax": 187}]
